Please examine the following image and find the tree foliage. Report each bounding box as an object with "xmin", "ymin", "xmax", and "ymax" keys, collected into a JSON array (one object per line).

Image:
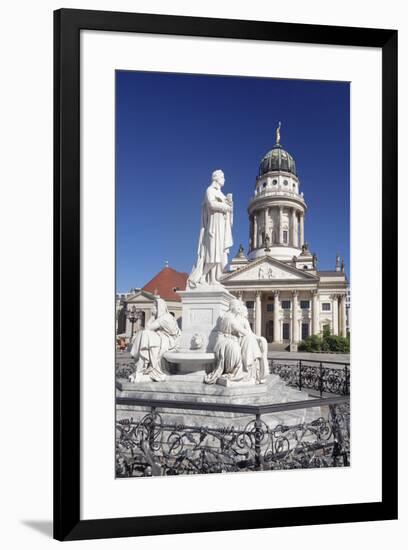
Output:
[{"xmin": 298, "ymin": 327, "xmax": 350, "ymax": 353}]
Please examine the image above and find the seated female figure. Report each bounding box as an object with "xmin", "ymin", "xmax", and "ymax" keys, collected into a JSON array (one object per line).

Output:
[
  {"xmin": 238, "ymin": 303, "xmax": 268, "ymax": 384},
  {"xmin": 205, "ymin": 299, "xmax": 247, "ymax": 384},
  {"xmin": 129, "ymin": 297, "xmax": 180, "ymax": 382}
]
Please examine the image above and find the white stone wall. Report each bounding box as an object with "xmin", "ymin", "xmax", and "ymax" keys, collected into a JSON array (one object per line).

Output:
[
  {"xmin": 319, "ymin": 293, "xmax": 335, "ymax": 334},
  {"xmin": 255, "ymin": 172, "xmax": 299, "ymax": 195}
]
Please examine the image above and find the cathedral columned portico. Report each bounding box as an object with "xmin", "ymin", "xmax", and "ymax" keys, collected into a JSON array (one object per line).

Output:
[
  {"xmin": 222, "ymin": 124, "xmax": 348, "ymax": 348},
  {"xmin": 222, "ymin": 283, "xmax": 347, "ymax": 345}
]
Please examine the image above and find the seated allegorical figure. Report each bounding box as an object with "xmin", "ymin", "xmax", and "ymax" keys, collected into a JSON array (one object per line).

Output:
[
  {"xmin": 238, "ymin": 303, "xmax": 268, "ymax": 384},
  {"xmin": 204, "ymin": 299, "xmax": 267, "ymax": 385},
  {"xmin": 129, "ymin": 297, "xmax": 181, "ymax": 383},
  {"xmin": 205, "ymin": 299, "xmax": 246, "ymax": 384}
]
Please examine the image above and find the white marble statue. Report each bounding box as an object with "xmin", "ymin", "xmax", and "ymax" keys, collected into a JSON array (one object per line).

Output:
[
  {"xmin": 204, "ymin": 299, "xmax": 267, "ymax": 385},
  {"xmin": 188, "ymin": 170, "xmax": 233, "ymax": 288},
  {"xmin": 239, "ymin": 303, "xmax": 268, "ymax": 384},
  {"xmin": 129, "ymin": 297, "xmax": 181, "ymax": 382}
]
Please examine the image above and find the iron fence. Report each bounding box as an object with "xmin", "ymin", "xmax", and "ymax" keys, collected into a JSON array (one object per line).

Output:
[
  {"xmin": 116, "ymin": 396, "xmax": 350, "ymax": 477},
  {"xmin": 269, "ymin": 359, "xmax": 350, "ymax": 396}
]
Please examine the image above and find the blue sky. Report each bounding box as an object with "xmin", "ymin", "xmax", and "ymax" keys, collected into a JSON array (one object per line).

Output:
[{"xmin": 116, "ymin": 71, "xmax": 349, "ymax": 292}]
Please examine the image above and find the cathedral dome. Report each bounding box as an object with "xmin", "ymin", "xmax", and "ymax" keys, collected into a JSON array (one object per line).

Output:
[{"xmin": 258, "ymin": 143, "xmax": 297, "ymax": 177}]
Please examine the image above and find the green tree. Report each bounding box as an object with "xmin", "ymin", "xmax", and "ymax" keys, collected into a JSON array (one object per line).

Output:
[{"xmin": 298, "ymin": 326, "xmax": 350, "ymax": 353}]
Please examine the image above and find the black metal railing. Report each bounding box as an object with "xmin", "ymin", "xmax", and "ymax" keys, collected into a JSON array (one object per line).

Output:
[
  {"xmin": 269, "ymin": 359, "xmax": 350, "ymax": 397},
  {"xmin": 116, "ymin": 395, "xmax": 350, "ymax": 477}
]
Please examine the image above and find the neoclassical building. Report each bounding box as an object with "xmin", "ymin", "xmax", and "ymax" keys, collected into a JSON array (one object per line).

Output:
[
  {"xmin": 221, "ymin": 127, "xmax": 348, "ymax": 348},
  {"xmin": 116, "ymin": 266, "xmax": 188, "ymax": 340}
]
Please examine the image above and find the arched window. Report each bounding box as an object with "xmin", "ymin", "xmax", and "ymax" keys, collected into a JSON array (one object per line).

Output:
[{"xmin": 272, "ymin": 179, "xmax": 277, "ymax": 185}]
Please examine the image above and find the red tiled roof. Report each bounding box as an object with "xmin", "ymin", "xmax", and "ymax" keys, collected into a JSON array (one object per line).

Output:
[{"xmin": 142, "ymin": 267, "xmax": 188, "ymax": 302}]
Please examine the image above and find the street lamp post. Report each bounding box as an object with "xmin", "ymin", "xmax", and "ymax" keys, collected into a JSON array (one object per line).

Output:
[{"xmin": 126, "ymin": 305, "xmax": 138, "ymax": 342}]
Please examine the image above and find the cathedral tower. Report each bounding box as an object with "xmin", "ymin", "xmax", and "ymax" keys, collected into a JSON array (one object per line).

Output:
[{"xmin": 248, "ymin": 123, "xmax": 307, "ymax": 261}]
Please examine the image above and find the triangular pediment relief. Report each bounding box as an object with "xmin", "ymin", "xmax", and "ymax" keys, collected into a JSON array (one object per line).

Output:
[
  {"xmin": 125, "ymin": 290, "xmax": 155, "ymax": 303},
  {"xmin": 222, "ymin": 256, "xmax": 318, "ymax": 282}
]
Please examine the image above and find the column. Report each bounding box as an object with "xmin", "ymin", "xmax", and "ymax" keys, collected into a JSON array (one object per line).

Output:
[
  {"xmin": 312, "ymin": 290, "xmax": 320, "ymax": 335},
  {"xmin": 249, "ymin": 216, "xmax": 254, "ymax": 251},
  {"xmin": 253, "ymin": 214, "xmax": 258, "ymax": 249},
  {"xmin": 279, "ymin": 206, "xmax": 283, "ymax": 244},
  {"xmin": 273, "ymin": 290, "xmax": 281, "ymax": 343},
  {"xmin": 295, "ymin": 213, "xmax": 299, "ymax": 248},
  {"xmin": 237, "ymin": 290, "xmax": 243, "ymax": 302},
  {"xmin": 299, "ymin": 213, "xmax": 304, "ymax": 247},
  {"xmin": 264, "ymin": 208, "xmax": 268, "ymax": 241},
  {"xmin": 255, "ymin": 291, "xmax": 262, "ymax": 336},
  {"xmin": 125, "ymin": 313, "xmax": 132, "ymax": 339},
  {"xmin": 340, "ymin": 294, "xmax": 347, "ymax": 336},
  {"xmin": 291, "ymin": 208, "xmax": 297, "ymax": 247},
  {"xmin": 332, "ymin": 294, "xmax": 339, "ymax": 335},
  {"xmin": 292, "ymin": 290, "xmax": 299, "ymax": 343}
]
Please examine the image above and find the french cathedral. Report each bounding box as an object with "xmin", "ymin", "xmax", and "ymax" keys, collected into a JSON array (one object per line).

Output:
[{"xmin": 221, "ymin": 125, "xmax": 348, "ymax": 348}]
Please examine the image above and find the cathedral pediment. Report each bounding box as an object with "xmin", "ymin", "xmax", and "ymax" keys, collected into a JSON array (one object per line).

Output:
[{"xmin": 222, "ymin": 256, "xmax": 318, "ymax": 283}]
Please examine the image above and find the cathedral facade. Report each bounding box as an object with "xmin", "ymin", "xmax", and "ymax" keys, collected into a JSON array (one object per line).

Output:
[{"xmin": 222, "ymin": 128, "xmax": 348, "ymax": 348}]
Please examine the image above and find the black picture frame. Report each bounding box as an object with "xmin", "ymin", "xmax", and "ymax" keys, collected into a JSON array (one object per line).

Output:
[{"xmin": 54, "ymin": 8, "xmax": 398, "ymax": 541}]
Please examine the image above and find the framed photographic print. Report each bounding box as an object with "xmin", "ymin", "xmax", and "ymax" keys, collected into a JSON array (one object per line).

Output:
[{"xmin": 54, "ymin": 8, "xmax": 398, "ymax": 541}]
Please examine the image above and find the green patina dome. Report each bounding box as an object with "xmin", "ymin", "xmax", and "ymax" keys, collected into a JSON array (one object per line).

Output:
[{"xmin": 258, "ymin": 143, "xmax": 297, "ymax": 177}]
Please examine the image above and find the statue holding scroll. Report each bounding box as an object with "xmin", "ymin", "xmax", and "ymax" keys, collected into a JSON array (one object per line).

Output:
[{"xmin": 188, "ymin": 170, "xmax": 233, "ymax": 288}]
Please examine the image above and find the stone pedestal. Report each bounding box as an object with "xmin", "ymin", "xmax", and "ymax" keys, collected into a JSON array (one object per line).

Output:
[
  {"xmin": 164, "ymin": 350, "xmax": 215, "ymax": 379},
  {"xmin": 216, "ymin": 377, "xmax": 256, "ymax": 388},
  {"xmin": 116, "ymin": 374, "xmax": 322, "ymax": 430},
  {"xmin": 177, "ymin": 287, "xmax": 233, "ymax": 351}
]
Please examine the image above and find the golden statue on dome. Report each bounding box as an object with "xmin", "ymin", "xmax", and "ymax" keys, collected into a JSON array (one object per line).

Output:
[{"xmin": 276, "ymin": 121, "xmax": 282, "ymax": 145}]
